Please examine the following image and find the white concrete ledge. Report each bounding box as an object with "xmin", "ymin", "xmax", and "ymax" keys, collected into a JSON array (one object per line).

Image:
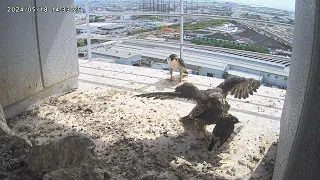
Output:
[{"xmin": 78, "ymin": 59, "xmax": 286, "ymax": 121}]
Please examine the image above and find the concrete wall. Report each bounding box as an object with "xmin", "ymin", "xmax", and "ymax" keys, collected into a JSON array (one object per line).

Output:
[
  {"xmin": 273, "ymin": 0, "xmax": 320, "ymax": 179},
  {"xmin": 0, "ymin": 0, "xmax": 79, "ymax": 118}
]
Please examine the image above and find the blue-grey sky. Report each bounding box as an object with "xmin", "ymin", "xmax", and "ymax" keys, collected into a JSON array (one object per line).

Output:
[{"xmin": 219, "ymin": 0, "xmax": 295, "ymax": 12}]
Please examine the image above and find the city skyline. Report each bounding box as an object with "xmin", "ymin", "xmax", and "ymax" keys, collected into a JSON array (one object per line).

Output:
[
  {"xmin": 218, "ymin": 0, "xmax": 295, "ymax": 12},
  {"xmin": 82, "ymin": 0, "xmax": 296, "ymax": 12}
]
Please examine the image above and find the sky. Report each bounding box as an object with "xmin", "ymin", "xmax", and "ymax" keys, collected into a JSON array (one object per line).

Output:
[{"xmin": 219, "ymin": 0, "xmax": 295, "ymax": 12}]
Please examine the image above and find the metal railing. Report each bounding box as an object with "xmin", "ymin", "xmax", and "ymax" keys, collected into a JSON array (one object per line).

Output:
[{"xmin": 83, "ymin": 0, "xmax": 294, "ymax": 61}]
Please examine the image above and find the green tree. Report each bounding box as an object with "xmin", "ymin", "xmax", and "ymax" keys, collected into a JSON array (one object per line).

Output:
[{"xmin": 222, "ymin": 71, "xmax": 229, "ymax": 79}]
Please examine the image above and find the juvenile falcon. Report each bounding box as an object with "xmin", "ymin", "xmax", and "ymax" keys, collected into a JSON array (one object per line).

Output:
[
  {"xmin": 165, "ymin": 54, "xmax": 188, "ymax": 82},
  {"xmin": 134, "ymin": 76, "xmax": 260, "ymax": 144}
]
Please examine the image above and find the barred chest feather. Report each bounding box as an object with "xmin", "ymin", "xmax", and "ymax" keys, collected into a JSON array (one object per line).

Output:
[{"xmin": 167, "ymin": 58, "xmax": 180, "ymax": 69}]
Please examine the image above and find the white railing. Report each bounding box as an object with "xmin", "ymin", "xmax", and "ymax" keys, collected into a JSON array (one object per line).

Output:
[{"xmin": 83, "ymin": 0, "xmax": 294, "ymax": 61}]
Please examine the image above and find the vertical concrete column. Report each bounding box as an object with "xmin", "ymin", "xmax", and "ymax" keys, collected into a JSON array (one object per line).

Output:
[
  {"xmin": 36, "ymin": 0, "xmax": 79, "ymax": 88},
  {"xmin": 0, "ymin": 0, "xmax": 43, "ymax": 107},
  {"xmin": 0, "ymin": 0, "xmax": 79, "ymax": 118},
  {"xmin": 273, "ymin": 0, "xmax": 320, "ymax": 179}
]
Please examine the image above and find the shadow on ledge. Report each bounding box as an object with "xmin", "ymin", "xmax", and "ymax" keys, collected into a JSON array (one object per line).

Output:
[
  {"xmin": 152, "ymin": 74, "xmax": 189, "ymax": 91},
  {"xmin": 249, "ymin": 141, "xmax": 278, "ymax": 180},
  {"xmin": 6, "ymin": 113, "xmax": 230, "ymax": 180}
]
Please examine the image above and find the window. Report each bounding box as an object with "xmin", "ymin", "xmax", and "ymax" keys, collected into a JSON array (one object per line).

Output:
[
  {"xmin": 284, "ymin": 77, "xmax": 288, "ymax": 81},
  {"xmin": 207, "ymin": 73, "xmax": 214, "ymax": 77},
  {"xmin": 275, "ymin": 75, "xmax": 279, "ymax": 79},
  {"xmin": 267, "ymin": 73, "xmax": 270, "ymax": 77}
]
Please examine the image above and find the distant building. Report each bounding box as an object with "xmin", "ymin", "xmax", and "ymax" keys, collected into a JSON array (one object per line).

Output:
[
  {"xmin": 91, "ymin": 48, "xmax": 141, "ymax": 66},
  {"xmin": 76, "ymin": 22, "xmax": 125, "ymax": 34},
  {"xmin": 119, "ymin": 15, "xmax": 132, "ymax": 20},
  {"xmin": 92, "ymin": 58, "xmax": 115, "ymax": 63},
  {"xmin": 110, "ymin": 40, "xmax": 290, "ymax": 89}
]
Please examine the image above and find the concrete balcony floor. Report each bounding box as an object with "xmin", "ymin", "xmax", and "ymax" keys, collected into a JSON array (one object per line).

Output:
[{"xmin": 8, "ymin": 59, "xmax": 284, "ymax": 179}]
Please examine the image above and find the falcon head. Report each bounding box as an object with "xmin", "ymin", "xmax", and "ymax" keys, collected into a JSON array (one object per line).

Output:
[
  {"xmin": 169, "ymin": 54, "xmax": 178, "ymax": 61},
  {"xmin": 225, "ymin": 114, "xmax": 240, "ymax": 124}
]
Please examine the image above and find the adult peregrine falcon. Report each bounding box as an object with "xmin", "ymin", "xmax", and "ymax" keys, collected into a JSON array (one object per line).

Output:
[
  {"xmin": 166, "ymin": 54, "xmax": 188, "ymax": 82},
  {"xmin": 134, "ymin": 76, "xmax": 260, "ymax": 144}
]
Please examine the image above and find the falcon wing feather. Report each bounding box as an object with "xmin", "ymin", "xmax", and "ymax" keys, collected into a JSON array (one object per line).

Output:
[
  {"xmin": 134, "ymin": 83, "xmax": 206, "ymax": 104},
  {"xmin": 217, "ymin": 76, "xmax": 260, "ymax": 99},
  {"xmin": 178, "ymin": 58, "xmax": 186, "ymax": 68}
]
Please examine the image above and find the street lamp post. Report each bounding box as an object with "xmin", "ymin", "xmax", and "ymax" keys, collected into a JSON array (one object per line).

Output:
[
  {"xmin": 85, "ymin": 0, "xmax": 92, "ymax": 61},
  {"xmin": 180, "ymin": 0, "xmax": 184, "ymax": 59}
]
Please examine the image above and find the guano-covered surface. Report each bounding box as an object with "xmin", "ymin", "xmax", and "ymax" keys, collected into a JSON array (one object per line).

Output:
[{"xmin": 7, "ymin": 60, "xmax": 284, "ymax": 179}]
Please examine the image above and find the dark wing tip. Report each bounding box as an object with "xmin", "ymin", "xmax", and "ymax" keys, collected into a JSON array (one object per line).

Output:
[{"xmin": 221, "ymin": 76, "xmax": 261, "ymax": 99}]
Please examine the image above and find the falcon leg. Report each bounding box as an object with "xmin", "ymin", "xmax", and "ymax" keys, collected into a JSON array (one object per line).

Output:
[
  {"xmin": 202, "ymin": 127, "xmax": 211, "ymax": 144},
  {"xmin": 194, "ymin": 120, "xmax": 210, "ymax": 144},
  {"xmin": 168, "ymin": 68, "xmax": 173, "ymax": 81},
  {"xmin": 179, "ymin": 69, "xmax": 183, "ymax": 82},
  {"xmin": 194, "ymin": 120, "xmax": 203, "ymax": 134},
  {"xmin": 222, "ymin": 99, "xmax": 229, "ymax": 117}
]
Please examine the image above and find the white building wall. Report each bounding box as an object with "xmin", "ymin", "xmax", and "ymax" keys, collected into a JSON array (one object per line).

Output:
[
  {"xmin": 92, "ymin": 54, "xmax": 141, "ymax": 66},
  {"xmin": 151, "ymin": 63, "xmax": 169, "ymax": 70},
  {"xmin": 199, "ymin": 67, "xmax": 224, "ymax": 78},
  {"xmin": 92, "ymin": 53, "xmax": 117, "ymax": 61},
  {"xmin": 228, "ymin": 65, "xmax": 288, "ymax": 88},
  {"xmin": 230, "ymin": 65, "xmax": 261, "ymax": 75},
  {"xmin": 263, "ymin": 73, "xmax": 288, "ymax": 88},
  {"xmin": 115, "ymin": 58, "xmax": 132, "ymax": 65}
]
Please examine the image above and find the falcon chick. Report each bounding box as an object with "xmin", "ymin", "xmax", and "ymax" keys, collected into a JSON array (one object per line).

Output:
[
  {"xmin": 134, "ymin": 76, "xmax": 260, "ymax": 144},
  {"xmin": 207, "ymin": 114, "xmax": 239, "ymax": 151},
  {"xmin": 165, "ymin": 54, "xmax": 188, "ymax": 82}
]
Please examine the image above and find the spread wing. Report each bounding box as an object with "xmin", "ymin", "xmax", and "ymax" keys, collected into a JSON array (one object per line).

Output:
[
  {"xmin": 178, "ymin": 58, "xmax": 186, "ymax": 68},
  {"xmin": 134, "ymin": 83, "xmax": 206, "ymax": 104},
  {"xmin": 216, "ymin": 76, "xmax": 260, "ymax": 99}
]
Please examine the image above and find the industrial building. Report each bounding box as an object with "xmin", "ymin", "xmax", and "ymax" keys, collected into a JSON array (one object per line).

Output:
[
  {"xmin": 76, "ymin": 22, "xmax": 126, "ymax": 34},
  {"xmin": 91, "ymin": 49, "xmax": 141, "ymax": 66},
  {"xmin": 77, "ymin": 41, "xmax": 118, "ymax": 57},
  {"xmin": 110, "ymin": 39, "xmax": 290, "ymax": 88}
]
